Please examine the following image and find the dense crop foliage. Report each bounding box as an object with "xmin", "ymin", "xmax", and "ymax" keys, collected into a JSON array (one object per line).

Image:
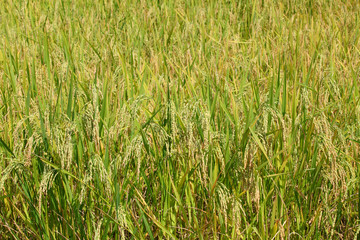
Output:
[{"xmin": 1, "ymin": 0, "xmax": 360, "ymax": 239}]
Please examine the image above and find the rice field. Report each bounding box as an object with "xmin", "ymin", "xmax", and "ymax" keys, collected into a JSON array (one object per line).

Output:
[{"xmin": 1, "ymin": 0, "xmax": 360, "ymax": 239}]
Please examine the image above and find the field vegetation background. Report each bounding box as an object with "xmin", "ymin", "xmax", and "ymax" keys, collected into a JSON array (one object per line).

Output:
[{"xmin": 1, "ymin": 0, "xmax": 360, "ymax": 239}]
